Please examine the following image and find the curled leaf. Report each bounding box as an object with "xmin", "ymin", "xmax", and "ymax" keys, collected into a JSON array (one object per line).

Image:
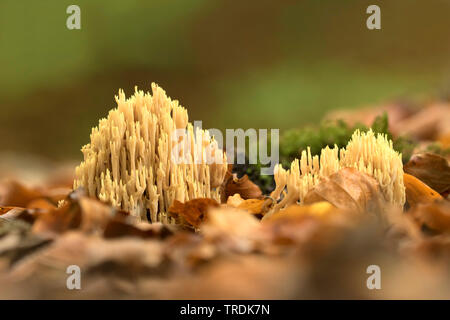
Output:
[
  {"xmin": 103, "ymin": 220, "xmax": 174, "ymax": 239},
  {"xmin": 264, "ymin": 202, "xmax": 337, "ymax": 222},
  {"xmin": 31, "ymin": 199, "xmax": 81, "ymax": 236},
  {"xmin": 409, "ymin": 200, "xmax": 450, "ymax": 234},
  {"xmin": 227, "ymin": 193, "xmax": 245, "ymax": 207},
  {"xmin": 224, "ymin": 174, "xmax": 262, "ymax": 200},
  {"xmin": 168, "ymin": 198, "xmax": 219, "ymax": 228},
  {"xmin": 227, "ymin": 194, "xmax": 273, "ymax": 215},
  {"xmin": 0, "ymin": 180, "xmax": 43, "ymax": 207},
  {"xmin": 0, "ymin": 206, "xmax": 24, "ymax": 216},
  {"xmin": 403, "ymin": 173, "xmax": 443, "ymax": 207},
  {"xmin": 404, "ymin": 153, "xmax": 450, "ymax": 195},
  {"xmin": 27, "ymin": 199, "xmax": 56, "ymax": 211},
  {"xmin": 303, "ymin": 168, "xmax": 388, "ymax": 216},
  {"xmin": 237, "ymin": 198, "xmax": 272, "ymax": 215},
  {"xmin": 31, "ymin": 189, "xmax": 115, "ymax": 236},
  {"xmin": 200, "ymin": 207, "xmax": 266, "ymax": 253}
]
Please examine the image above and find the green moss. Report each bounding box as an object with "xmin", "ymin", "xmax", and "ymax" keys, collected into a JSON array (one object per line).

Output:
[{"xmin": 279, "ymin": 112, "xmax": 419, "ymax": 166}]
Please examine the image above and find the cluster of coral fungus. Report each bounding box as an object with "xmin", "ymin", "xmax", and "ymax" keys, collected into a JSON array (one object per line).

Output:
[
  {"xmin": 74, "ymin": 83, "xmax": 405, "ymax": 225},
  {"xmin": 74, "ymin": 84, "xmax": 227, "ymax": 223}
]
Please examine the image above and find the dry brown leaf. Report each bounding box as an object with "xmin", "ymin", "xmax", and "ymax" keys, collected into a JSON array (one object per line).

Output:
[
  {"xmin": 409, "ymin": 200, "xmax": 450, "ymax": 234},
  {"xmin": 0, "ymin": 180, "xmax": 43, "ymax": 207},
  {"xmin": 404, "ymin": 153, "xmax": 450, "ymax": 195},
  {"xmin": 0, "ymin": 206, "xmax": 24, "ymax": 216},
  {"xmin": 9, "ymin": 231, "xmax": 164, "ymax": 283},
  {"xmin": 303, "ymin": 168, "xmax": 387, "ymax": 216},
  {"xmin": 164, "ymin": 231, "xmax": 216, "ymax": 269},
  {"xmin": 392, "ymin": 103, "xmax": 450, "ymax": 140},
  {"xmin": 0, "ymin": 207, "xmax": 34, "ymax": 224},
  {"xmin": 404, "ymin": 173, "xmax": 443, "ymax": 207},
  {"xmin": 103, "ymin": 220, "xmax": 174, "ymax": 239},
  {"xmin": 438, "ymin": 133, "xmax": 450, "ymax": 149},
  {"xmin": 27, "ymin": 198, "xmax": 57, "ymax": 211},
  {"xmin": 168, "ymin": 198, "xmax": 219, "ymax": 228},
  {"xmin": 201, "ymin": 207, "xmax": 267, "ymax": 253},
  {"xmin": 31, "ymin": 189, "xmax": 115, "ymax": 236},
  {"xmin": 227, "ymin": 194, "xmax": 273, "ymax": 215},
  {"xmin": 226, "ymin": 193, "xmax": 245, "ymax": 207},
  {"xmin": 31, "ymin": 200, "xmax": 81, "ymax": 236},
  {"xmin": 224, "ymin": 174, "xmax": 262, "ymax": 200},
  {"xmin": 264, "ymin": 202, "xmax": 337, "ymax": 222},
  {"xmin": 237, "ymin": 198, "xmax": 272, "ymax": 215}
]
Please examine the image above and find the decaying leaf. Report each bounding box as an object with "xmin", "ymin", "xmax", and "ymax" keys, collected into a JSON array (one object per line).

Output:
[
  {"xmin": 31, "ymin": 189, "xmax": 115, "ymax": 236},
  {"xmin": 227, "ymin": 194, "xmax": 273, "ymax": 215},
  {"xmin": 302, "ymin": 168, "xmax": 388, "ymax": 216},
  {"xmin": 409, "ymin": 200, "xmax": 450, "ymax": 234},
  {"xmin": 103, "ymin": 220, "xmax": 174, "ymax": 240},
  {"xmin": 224, "ymin": 174, "xmax": 263, "ymax": 200},
  {"xmin": 404, "ymin": 153, "xmax": 450, "ymax": 195},
  {"xmin": 264, "ymin": 202, "xmax": 337, "ymax": 222},
  {"xmin": 0, "ymin": 207, "xmax": 34, "ymax": 224},
  {"xmin": 168, "ymin": 198, "xmax": 219, "ymax": 228},
  {"xmin": 226, "ymin": 193, "xmax": 245, "ymax": 207},
  {"xmin": 31, "ymin": 199, "xmax": 81, "ymax": 236},
  {"xmin": 27, "ymin": 199, "xmax": 56, "ymax": 211},
  {"xmin": 403, "ymin": 173, "xmax": 443, "ymax": 207},
  {"xmin": 0, "ymin": 180, "xmax": 43, "ymax": 207},
  {"xmin": 392, "ymin": 103, "xmax": 450, "ymax": 140},
  {"xmin": 238, "ymin": 198, "xmax": 272, "ymax": 215},
  {"xmin": 0, "ymin": 206, "xmax": 24, "ymax": 216},
  {"xmin": 201, "ymin": 207, "xmax": 267, "ymax": 253},
  {"xmin": 8, "ymin": 231, "xmax": 165, "ymax": 283}
]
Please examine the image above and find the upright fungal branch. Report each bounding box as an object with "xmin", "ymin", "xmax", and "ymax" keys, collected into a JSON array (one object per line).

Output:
[
  {"xmin": 271, "ymin": 129, "xmax": 405, "ymax": 210},
  {"xmin": 74, "ymin": 83, "xmax": 228, "ymax": 223},
  {"xmin": 340, "ymin": 129, "xmax": 405, "ymax": 207}
]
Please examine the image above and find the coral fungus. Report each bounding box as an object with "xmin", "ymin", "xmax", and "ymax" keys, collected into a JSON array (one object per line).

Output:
[
  {"xmin": 271, "ymin": 129, "xmax": 405, "ymax": 210},
  {"xmin": 74, "ymin": 83, "xmax": 228, "ymax": 223}
]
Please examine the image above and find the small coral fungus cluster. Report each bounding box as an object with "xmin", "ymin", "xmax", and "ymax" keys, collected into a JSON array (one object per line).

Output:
[
  {"xmin": 74, "ymin": 83, "xmax": 227, "ymax": 223},
  {"xmin": 270, "ymin": 129, "xmax": 405, "ymax": 211}
]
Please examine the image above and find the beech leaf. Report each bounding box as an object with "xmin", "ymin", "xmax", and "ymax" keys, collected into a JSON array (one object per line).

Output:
[
  {"xmin": 303, "ymin": 167, "xmax": 388, "ymax": 216},
  {"xmin": 168, "ymin": 198, "xmax": 219, "ymax": 228},
  {"xmin": 404, "ymin": 153, "xmax": 450, "ymax": 195}
]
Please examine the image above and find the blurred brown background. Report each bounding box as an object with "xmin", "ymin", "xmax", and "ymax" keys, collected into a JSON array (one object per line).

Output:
[{"xmin": 0, "ymin": 0, "xmax": 449, "ymax": 161}]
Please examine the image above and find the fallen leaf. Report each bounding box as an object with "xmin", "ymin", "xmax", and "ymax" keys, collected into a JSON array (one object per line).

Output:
[
  {"xmin": 168, "ymin": 198, "xmax": 219, "ymax": 228},
  {"xmin": 438, "ymin": 133, "xmax": 450, "ymax": 149},
  {"xmin": 393, "ymin": 103, "xmax": 450, "ymax": 140},
  {"xmin": 409, "ymin": 200, "xmax": 450, "ymax": 234},
  {"xmin": 31, "ymin": 199, "xmax": 81, "ymax": 236},
  {"xmin": 224, "ymin": 174, "xmax": 262, "ymax": 200},
  {"xmin": 31, "ymin": 189, "xmax": 115, "ymax": 236},
  {"xmin": 201, "ymin": 207, "xmax": 267, "ymax": 253},
  {"xmin": 0, "ymin": 207, "xmax": 34, "ymax": 224},
  {"xmin": 164, "ymin": 232, "xmax": 216, "ymax": 269},
  {"xmin": 27, "ymin": 198, "xmax": 57, "ymax": 211},
  {"xmin": 237, "ymin": 198, "xmax": 272, "ymax": 215},
  {"xmin": 0, "ymin": 180, "xmax": 43, "ymax": 207},
  {"xmin": 103, "ymin": 220, "xmax": 174, "ymax": 239},
  {"xmin": 404, "ymin": 153, "xmax": 450, "ymax": 195},
  {"xmin": 404, "ymin": 173, "xmax": 443, "ymax": 207},
  {"xmin": 0, "ymin": 206, "xmax": 24, "ymax": 216},
  {"xmin": 9, "ymin": 231, "xmax": 165, "ymax": 283},
  {"xmin": 303, "ymin": 168, "xmax": 388, "ymax": 216},
  {"xmin": 227, "ymin": 194, "xmax": 273, "ymax": 215},
  {"xmin": 226, "ymin": 193, "xmax": 245, "ymax": 207},
  {"xmin": 264, "ymin": 202, "xmax": 337, "ymax": 222}
]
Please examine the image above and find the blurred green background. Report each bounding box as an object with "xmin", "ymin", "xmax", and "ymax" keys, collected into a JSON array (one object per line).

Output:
[{"xmin": 0, "ymin": 0, "xmax": 449, "ymax": 161}]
